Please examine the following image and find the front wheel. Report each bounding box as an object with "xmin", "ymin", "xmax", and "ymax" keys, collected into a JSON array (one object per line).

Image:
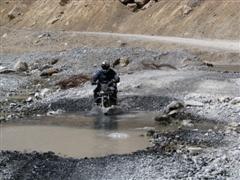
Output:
[{"xmin": 102, "ymin": 96, "xmax": 111, "ymax": 108}]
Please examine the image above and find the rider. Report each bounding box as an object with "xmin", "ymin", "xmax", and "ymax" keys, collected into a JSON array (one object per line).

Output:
[{"xmin": 91, "ymin": 61, "xmax": 120, "ymax": 105}]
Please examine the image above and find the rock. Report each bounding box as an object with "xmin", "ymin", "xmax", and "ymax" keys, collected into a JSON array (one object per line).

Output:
[
  {"xmin": 40, "ymin": 68, "xmax": 59, "ymax": 77},
  {"xmin": 154, "ymin": 113, "xmax": 172, "ymax": 125},
  {"xmin": 8, "ymin": 6, "xmax": 22, "ymax": 20},
  {"xmin": 229, "ymin": 122, "xmax": 240, "ymax": 128},
  {"xmin": 117, "ymin": 40, "xmax": 127, "ymax": 47},
  {"xmin": 120, "ymin": 57, "xmax": 130, "ymax": 67},
  {"xmin": 0, "ymin": 66, "xmax": 6, "ymax": 71},
  {"xmin": 165, "ymin": 101, "xmax": 185, "ymax": 114},
  {"xmin": 119, "ymin": 0, "xmax": 133, "ymax": 4},
  {"xmin": 0, "ymin": 116, "xmax": 5, "ymax": 122},
  {"xmin": 40, "ymin": 88, "xmax": 50, "ymax": 97},
  {"xmin": 187, "ymin": 146, "xmax": 203, "ymax": 155},
  {"xmin": 49, "ymin": 58, "xmax": 59, "ymax": 65},
  {"xmin": 38, "ymin": 33, "xmax": 51, "ymax": 39},
  {"xmin": 6, "ymin": 114, "xmax": 13, "ymax": 120},
  {"xmin": 2, "ymin": 33, "xmax": 7, "ymax": 38},
  {"xmin": 218, "ymin": 96, "xmax": 231, "ymax": 103},
  {"xmin": 127, "ymin": 3, "xmax": 138, "ymax": 12},
  {"xmin": 59, "ymin": 0, "xmax": 70, "ymax": 6},
  {"xmin": 39, "ymin": 64, "xmax": 53, "ymax": 71},
  {"xmin": 47, "ymin": 109, "xmax": 65, "ymax": 116},
  {"xmin": 26, "ymin": 97, "xmax": 33, "ymax": 103},
  {"xmin": 56, "ymin": 74, "xmax": 90, "ymax": 89},
  {"xmin": 141, "ymin": 0, "xmax": 156, "ymax": 10},
  {"xmin": 34, "ymin": 39, "xmax": 40, "ymax": 44},
  {"xmin": 34, "ymin": 92, "xmax": 41, "ymax": 100},
  {"xmin": 182, "ymin": 5, "xmax": 192, "ymax": 15},
  {"xmin": 187, "ymin": 0, "xmax": 203, "ymax": 7},
  {"xmin": 181, "ymin": 119, "xmax": 194, "ymax": 127},
  {"xmin": 185, "ymin": 100, "xmax": 204, "ymax": 107},
  {"xmin": 47, "ymin": 17, "xmax": 60, "ymax": 24},
  {"xmin": 231, "ymin": 97, "xmax": 240, "ymax": 105},
  {"xmin": 134, "ymin": 0, "xmax": 150, "ymax": 6},
  {"xmin": 113, "ymin": 57, "xmax": 130, "ymax": 68},
  {"xmin": 14, "ymin": 61, "xmax": 28, "ymax": 72},
  {"xmin": 146, "ymin": 129, "xmax": 155, "ymax": 137}
]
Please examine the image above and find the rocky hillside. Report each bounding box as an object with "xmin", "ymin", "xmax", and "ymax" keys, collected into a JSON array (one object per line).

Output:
[{"xmin": 0, "ymin": 0, "xmax": 239, "ymax": 39}]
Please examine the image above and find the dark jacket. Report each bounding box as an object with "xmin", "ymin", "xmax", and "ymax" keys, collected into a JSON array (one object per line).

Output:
[{"xmin": 92, "ymin": 69, "xmax": 120, "ymax": 85}]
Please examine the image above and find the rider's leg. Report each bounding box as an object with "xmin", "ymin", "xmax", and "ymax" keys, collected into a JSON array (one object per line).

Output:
[
  {"xmin": 93, "ymin": 85, "xmax": 101, "ymax": 105},
  {"xmin": 111, "ymin": 91, "xmax": 117, "ymax": 105}
]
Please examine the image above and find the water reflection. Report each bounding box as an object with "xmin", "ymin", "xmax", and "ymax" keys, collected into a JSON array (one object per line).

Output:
[{"xmin": 93, "ymin": 114, "xmax": 118, "ymax": 130}]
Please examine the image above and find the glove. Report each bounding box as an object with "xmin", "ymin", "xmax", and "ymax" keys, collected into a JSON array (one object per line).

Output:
[{"xmin": 108, "ymin": 80, "xmax": 116, "ymax": 86}]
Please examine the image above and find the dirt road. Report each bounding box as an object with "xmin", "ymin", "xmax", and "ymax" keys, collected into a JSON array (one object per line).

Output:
[{"xmin": 76, "ymin": 31, "xmax": 240, "ymax": 52}]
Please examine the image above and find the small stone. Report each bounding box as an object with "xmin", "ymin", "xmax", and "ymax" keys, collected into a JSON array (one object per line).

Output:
[
  {"xmin": 181, "ymin": 120, "xmax": 194, "ymax": 127},
  {"xmin": 127, "ymin": 3, "xmax": 138, "ymax": 12},
  {"xmin": 59, "ymin": 0, "xmax": 70, "ymax": 6},
  {"xmin": 47, "ymin": 17, "xmax": 60, "ymax": 24},
  {"xmin": 185, "ymin": 100, "xmax": 204, "ymax": 107},
  {"xmin": 146, "ymin": 129, "xmax": 155, "ymax": 137},
  {"xmin": 40, "ymin": 88, "xmax": 50, "ymax": 97},
  {"xmin": 154, "ymin": 114, "xmax": 172, "ymax": 125},
  {"xmin": 6, "ymin": 114, "xmax": 13, "ymax": 120},
  {"xmin": 135, "ymin": 0, "xmax": 150, "ymax": 7},
  {"xmin": 182, "ymin": 5, "xmax": 192, "ymax": 15},
  {"xmin": 165, "ymin": 101, "xmax": 185, "ymax": 114},
  {"xmin": 231, "ymin": 97, "xmax": 240, "ymax": 105},
  {"xmin": 10, "ymin": 103, "xmax": 17, "ymax": 108},
  {"xmin": 113, "ymin": 57, "xmax": 130, "ymax": 68},
  {"xmin": 26, "ymin": 97, "xmax": 33, "ymax": 103},
  {"xmin": 141, "ymin": 0, "xmax": 156, "ymax": 10},
  {"xmin": 2, "ymin": 33, "xmax": 7, "ymax": 38},
  {"xmin": 218, "ymin": 96, "xmax": 231, "ymax": 103},
  {"xmin": 34, "ymin": 92, "xmax": 41, "ymax": 99},
  {"xmin": 0, "ymin": 116, "xmax": 5, "ymax": 121},
  {"xmin": 0, "ymin": 66, "xmax": 6, "ymax": 71},
  {"xmin": 47, "ymin": 109, "xmax": 65, "ymax": 116},
  {"xmin": 49, "ymin": 58, "xmax": 59, "ymax": 65},
  {"xmin": 38, "ymin": 33, "xmax": 51, "ymax": 39},
  {"xmin": 187, "ymin": 146, "xmax": 203, "ymax": 155},
  {"xmin": 14, "ymin": 61, "xmax": 28, "ymax": 72},
  {"xmin": 8, "ymin": 6, "xmax": 22, "ymax": 20},
  {"xmin": 40, "ymin": 68, "xmax": 59, "ymax": 77},
  {"xmin": 229, "ymin": 122, "xmax": 240, "ymax": 128}
]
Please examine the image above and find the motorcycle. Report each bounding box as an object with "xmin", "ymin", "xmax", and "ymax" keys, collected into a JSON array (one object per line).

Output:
[{"xmin": 96, "ymin": 83, "xmax": 117, "ymax": 108}]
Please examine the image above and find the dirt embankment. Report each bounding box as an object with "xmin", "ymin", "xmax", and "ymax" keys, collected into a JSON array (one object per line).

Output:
[{"xmin": 0, "ymin": 0, "xmax": 239, "ymax": 39}]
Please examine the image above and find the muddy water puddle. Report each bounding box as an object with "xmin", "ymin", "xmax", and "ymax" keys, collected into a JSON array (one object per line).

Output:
[
  {"xmin": 0, "ymin": 113, "xmax": 158, "ymax": 158},
  {"xmin": 0, "ymin": 112, "xmax": 224, "ymax": 158}
]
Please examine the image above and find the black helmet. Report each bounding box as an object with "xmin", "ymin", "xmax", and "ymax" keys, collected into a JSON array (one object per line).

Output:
[{"xmin": 101, "ymin": 61, "xmax": 110, "ymax": 70}]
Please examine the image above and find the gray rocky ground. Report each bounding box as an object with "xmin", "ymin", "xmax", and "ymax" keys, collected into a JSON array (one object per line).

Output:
[{"xmin": 0, "ymin": 30, "xmax": 240, "ymax": 179}]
